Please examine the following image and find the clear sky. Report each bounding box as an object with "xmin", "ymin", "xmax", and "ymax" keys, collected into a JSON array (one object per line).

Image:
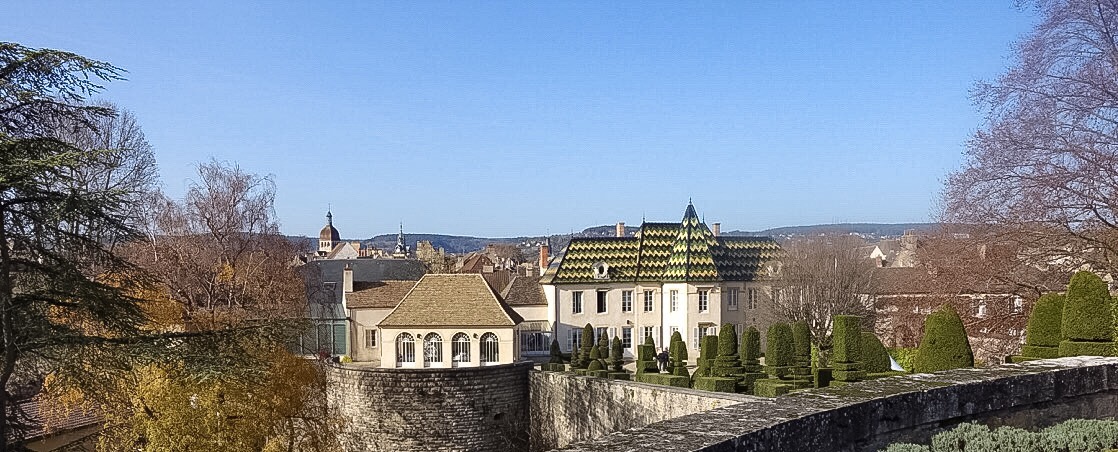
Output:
[{"xmin": 3, "ymin": 2, "xmax": 1038, "ymax": 238}]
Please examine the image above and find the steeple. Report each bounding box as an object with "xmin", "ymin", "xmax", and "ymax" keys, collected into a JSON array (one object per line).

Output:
[
  {"xmin": 318, "ymin": 210, "xmax": 341, "ymax": 255},
  {"xmin": 392, "ymin": 222, "xmax": 408, "ymax": 257},
  {"xmin": 326, "ymin": 210, "xmax": 333, "ymax": 226}
]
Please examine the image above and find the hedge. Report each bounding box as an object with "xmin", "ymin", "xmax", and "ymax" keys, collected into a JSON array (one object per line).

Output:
[
  {"xmin": 695, "ymin": 335, "xmax": 719, "ymax": 378},
  {"xmin": 888, "ymin": 347, "xmax": 917, "ymax": 373},
  {"xmin": 693, "ymin": 377, "xmax": 737, "ymax": 393},
  {"xmin": 1058, "ymin": 340, "xmax": 1117, "ymax": 357},
  {"xmin": 861, "ymin": 332, "xmax": 891, "ymax": 373},
  {"xmin": 913, "ymin": 305, "xmax": 974, "ymax": 373},
  {"xmin": 833, "ymin": 315, "xmax": 862, "ymax": 364},
  {"xmin": 882, "ymin": 418, "xmax": 1118, "ymax": 452},
  {"xmin": 813, "ymin": 367, "xmax": 833, "ymax": 388},
  {"xmin": 635, "ymin": 373, "xmax": 690, "ymax": 388},
  {"xmin": 609, "ymin": 337, "xmax": 625, "ymax": 372},
  {"xmin": 753, "ymin": 379, "xmax": 793, "ymax": 397},
  {"xmin": 792, "ymin": 321, "xmax": 812, "ymax": 361},
  {"xmin": 1026, "ymin": 293, "xmax": 1064, "ymax": 349},
  {"xmin": 1062, "ymin": 271, "xmax": 1113, "ymax": 343}
]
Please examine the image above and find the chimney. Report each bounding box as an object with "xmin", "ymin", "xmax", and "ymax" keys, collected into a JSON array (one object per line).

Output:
[
  {"xmin": 343, "ymin": 264, "xmax": 353, "ymax": 293},
  {"xmin": 712, "ymin": 222, "xmax": 721, "ymax": 236},
  {"xmin": 616, "ymin": 222, "xmax": 625, "ymax": 237},
  {"xmin": 539, "ymin": 240, "xmax": 550, "ymax": 273}
]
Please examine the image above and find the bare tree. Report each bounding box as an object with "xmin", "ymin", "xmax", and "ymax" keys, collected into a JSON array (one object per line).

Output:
[
  {"xmin": 770, "ymin": 235, "xmax": 878, "ymax": 364},
  {"xmin": 942, "ymin": 0, "xmax": 1118, "ymax": 277}
]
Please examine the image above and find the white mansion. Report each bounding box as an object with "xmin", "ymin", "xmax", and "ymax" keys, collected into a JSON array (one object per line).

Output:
[{"xmin": 540, "ymin": 203, "xmax": 782, "ymax": 356}]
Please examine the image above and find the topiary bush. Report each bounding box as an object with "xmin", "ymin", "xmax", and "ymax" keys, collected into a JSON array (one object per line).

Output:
[
  {"xmin": 669, "ymin": 331, "xmax": 690, "ymax": 378},
  {"xmin": 1025, "ymin": 293, "xmax": 1064, "ymax": 348},
  {"xmin": 741, "ymin": 326, "xmax": 762, "ymax": 372},
  {"xmin": 1060, "ymin": 271, "xmax": 1116, "ymax": 357},
  {"xmin": 718, "ymin": 323, "xmax": 738, "ymax": 357},
  {"xmin": 861, "ymin": 332, "xmax": 891, "ymax": 374},
  {"xmin": 694, "ymin": 335, "xmax": 719, "ymax": 379},
  {"xmin": 765, "ymin": 323, "xmax": 794, "ymax": 377},
  {"xmin": 913, "ymin": 305, "xmax": 974, "ymax": 373},
  {"xmin": 888, "ymin": 347, "xmax": 917, "ymax": 373},
  {"xmin": 587, "ymin": 345, "xmax": 603, "ymax": 372},
  {"xmin": 636, "ymin": 335, "xmax": 659, "ymax": 374},
  {"xmin": 609, "ymin": 337, "xmax": 624, "ymax": 372},
  {"xmin": 792, "ymin": 321, "xmax": 811, "ymax": 363},
  {"xmin": 833, "ymin": 315, "xmax": 863, "ymax": 365},
  {"xmin": 549, "ymin": 338, "xmax": 564, "ymax": 364},
  {"xmin": 692, "ymin": 377, "xmax": 737, "ymax": 393},
  {"xmin": 577, "ymin": 323, "xmax": 595, "ymax": 369}
]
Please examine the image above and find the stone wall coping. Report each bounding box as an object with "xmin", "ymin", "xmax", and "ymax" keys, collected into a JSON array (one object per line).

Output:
[
  {"xmin": 554, "ymin": 356, "xmax": 1118, "ymax": 451},
  {"xmin": 330, "ymin": 360, "xmax": 534, "ymax": 375}
]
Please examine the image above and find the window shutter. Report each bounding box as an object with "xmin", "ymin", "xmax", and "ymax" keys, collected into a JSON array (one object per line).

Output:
[
  {"xmin": 609, "ymin": 327, "xmax": 617, "ymax": 341},
  {"xmin": 692, "ymin": 328, "xmax": 698, "ymax": 349},
  {"xmin": 653, "ymin": 326, "xmax": 660, "ymax": 347}
]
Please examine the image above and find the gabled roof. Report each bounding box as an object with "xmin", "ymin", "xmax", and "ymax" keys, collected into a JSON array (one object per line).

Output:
[
  {"xmin": 549, "ymin": 204, "xmax": 780, "ymax": 283},
  {"xmin": 501, "ymin": 276, "xmax": 547, "ymax": 306},
  {"xmin": 378, "ymin": 274, "xmax": 523, "ymax": 327},
  {"xmin": 345, "ymin": 280, "xmax": 417, "ymax": 309}
]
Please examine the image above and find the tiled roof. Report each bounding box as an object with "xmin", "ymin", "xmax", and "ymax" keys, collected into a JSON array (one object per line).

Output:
[
  {"xmin": 345, "ymin": 280, "xmax": 417, "ymax": 309},
  {"xmin": 300, "ymin": 259, "xmax": 426, "ymax": 305},
  {"xmin": 550, "ymin": 204, "xmax": 780, "ymax": 283},
  {"xmin": 501, "ymin": 276, "xmax": 547, "ymax": 306},
  {"xmin": 378, "ymin": 274, "xmax": 523, "ymax": 327},
  {"xmin": 20, "ymin": 399, "xmax": 100, "ymax": 441}
]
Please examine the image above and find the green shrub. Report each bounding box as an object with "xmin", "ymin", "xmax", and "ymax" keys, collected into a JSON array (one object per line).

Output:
[
  {"xmin": 913, "ymin": 305, "xmax": 974, "ymax": 373},
  {"xmin": 862, "ymin": 332, "xmax": 891, "ymax": 373},
  {"xmin": 606, "ymin": 372, "xmax": 630, "ymax": 381},
  {"xmin": 1063, "ymin": 271, "xmax": 1114, "ymax": 343},
  {"xmin": 669, "ymin": 330, "xmax": 687, "ymax": 363},
  {"xmin": 881, "ymin": 418, "xmax": 1118, "ymax": 452},
  {"xmin": 833, "ymin": 315, "xmax": 863, "ymax": 364},
  {"xmin": 813, "ymin": 367, "xmax": 833, "ymax": 388},
  {"xmin": 718, "ymin": 323, "xmax": 738, "ymax": 357},
  {"xmin": 609, "ymin": 337, "xmax": 624, "ymax": 372},
  {"xmin": 792, "ymin": 321, "xmax": 812, "ymax": 361},
  {"xmin": 1020, "ymin": 345, "xmax": 1061, "ymax": 359},
  {"xmin": 1058, "ymin": 340, "xmax": 1117, "ymax": 357},
  {"xmin": 549, "ymin": 338, "xmax": 564, "ymax": 364},
  {"xmin": 741, "ymin": 326, "xmax": 762, "ymax": 371},
  {"xmin": 695, "ymin": 335, "xmax": 719, "ymax": 378},
  {"xmin": 693, "ymin": 377, "xmax": 737, "ymax": 393},
  {"xmin": 888, "ymin": 347, "xmax": 917, "ymax": 373},
  {"xmin": 1026, "ymin": 293, "xmax": 1064, "ymax": 349},
  {"xmin": 576, "ymin": 323, "xmax": 595, "ymax": 369},
  {"xmin": 765, "ymin": 323, "xmax": 795, "ymax": 378}
]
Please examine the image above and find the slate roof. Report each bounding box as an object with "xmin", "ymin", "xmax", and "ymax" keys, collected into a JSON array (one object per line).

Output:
[
  {"xmin": 501, "ymin": 276, "xmax": 548, "ymax": 306},
  {"xmin": 300, "ymin": 259, "xmax": 427, "ymax": 305},
  {"xmin": 346, "ymin": 280, "xmax": 418, "ymax": 309},
  {"xmin": 549, "ymin": 204, "xmax": 781, "ymax": 283},
  {"xmin": 378, "ymin": 274, "xmax": 524, "ymax": 327}
]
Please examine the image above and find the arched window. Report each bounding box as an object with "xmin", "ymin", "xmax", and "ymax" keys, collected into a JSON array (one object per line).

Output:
[
  {"xmin": 480, "ymin": 332, "xmax": 499, "ymax": 365},
  {"xmin": 423, "ymin": 333, "xmax": 443, "ymax": 367},
  {"xmin": 396, "ymin": 333, "xmax": 415, "ymax": 366},
  {"xmin": 452, "ymin": 333, "xmax": 470, "ymax": 367}
]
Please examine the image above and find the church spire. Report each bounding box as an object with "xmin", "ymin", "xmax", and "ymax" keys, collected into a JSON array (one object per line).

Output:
[{"xmin": 393, "ymin": 222, "xmax": 408, "ymax": 257}]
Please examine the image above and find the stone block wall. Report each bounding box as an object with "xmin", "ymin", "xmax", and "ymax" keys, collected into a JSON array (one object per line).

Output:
[
  {"xmin": 326, "ymin": 362, "xmax": 532, "ymax": 452},
  {"xmin": 530, "ymin": 371, "xmax": 756, "ymax": 451},
  {"xmin": 553, "ymin": 356, "xmax": 1118, "ymax": 452}
]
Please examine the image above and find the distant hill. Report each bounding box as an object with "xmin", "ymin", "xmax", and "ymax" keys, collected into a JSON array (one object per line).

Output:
[
  {"xmin": 725, "ymin": 223, "xmax": 939, "ymax": 240},
  {"xmin": 296, "ymin": 222, "xmax": 940, "ymax": 255}
]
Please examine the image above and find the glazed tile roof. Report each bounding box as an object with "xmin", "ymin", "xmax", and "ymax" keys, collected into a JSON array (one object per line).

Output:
[
  {"xmin": 550, "ymin": 204, "xmax": 781, "ymax": 283},
  {"xmin": 378, "ymin": 274, "xmax": 523, "ymax": 327}
]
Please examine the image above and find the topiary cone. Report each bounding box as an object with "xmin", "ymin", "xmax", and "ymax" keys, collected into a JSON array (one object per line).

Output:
[
  {"xmin": 913, "ymin": 305, "xmax": 974, "ymax": 373},
  {"xmin": 1062, "ymin": 271, "xmax": 1113, "ymax": 342}
]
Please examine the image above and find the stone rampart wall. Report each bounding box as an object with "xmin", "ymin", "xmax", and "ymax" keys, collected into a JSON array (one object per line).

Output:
[
  {"xmin": 326, "ymin": 362, "xmax": 532, "ymax": 452},
  {"xmin": 554, "ymin": 357, "xmax": 1118, "ymax": 452},
  {"xmin": 530, "ymin": 371, "xmax": 757, "ymax": 451}
]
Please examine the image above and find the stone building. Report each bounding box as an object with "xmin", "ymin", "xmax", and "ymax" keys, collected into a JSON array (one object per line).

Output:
[
  {"xmin": 540, "ymin": 203, "xmax": 781, "ymax": 358},
  {"xmin": 377, "ymin": 274, "xmax": 523, "ymax": 368}
]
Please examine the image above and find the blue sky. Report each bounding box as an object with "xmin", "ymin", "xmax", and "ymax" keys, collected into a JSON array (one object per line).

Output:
[{"xmin": 3, "ymin": 2, "xmax": 1037, "ymax": 238}]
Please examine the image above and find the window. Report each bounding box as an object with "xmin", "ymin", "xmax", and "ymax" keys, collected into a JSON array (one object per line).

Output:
[
  {"xmin": 1012, "ymin": 296, "xmax": 1024, "ymax": 314},
  {"xmin": 622, "ymin": 326, "xmax": 632, "ymax": 348},
  {"xmin": 670, "ymin": 290, "xmax": 679, "ymax": 312},
  {"xmin": 670, "ymin": 326, "xmax": 679, "ymax": 345},
  {"xmin": 698, "ymin": 290, "xmax": 709, "ymax": 312},
  {"xmin": 643, "ymin": 290, "xmax": 654, "ymax": 312},
  {"xmin": 480, "ymin": 333, "xmax": 499, "ymax": 364},
  {"xmin": 747, "ymin": 288, "xmax": 758, "ymax": 309},
  {"xmin": 727, "ymin": 288, "xmax": 739, "ymax": 311},
  {"xmin": 597, "ymin": 290, "xmax": 607, "ymax": 313},
  {"xmin": 396, "ymin": 333, "xmax": 415, "ymax": 365},
  {"xmin": 569, "ymin": 328, "xmax": 581, "ymax": 351},
  {"xmin": 364, "ymin": 329, "xmax": 376, "ymax": 348},
  {"xmin": 596, "ymin": 327, "xmax": 608, "ymax": 344},
  {"xmin": 974, "ymin": 299, "xmax": 987, "ymax": 318},
  {"xmin": 572, "ymin": 291, "xmax": 583, "ymax": 314},
  {"xmin": 641, "ymin": 326, "xmax": 653, "ymax": 345},
  {"xmin": 621, "ymin": 290, "xmax": 633, "ymax": 312},
  {"xmin": 423, "ymin": 333, "xmax": 443, "ymax": 367},
  {"xmin": 452, "ymin": 333, "xmax": 470, "ymax": 366}
]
